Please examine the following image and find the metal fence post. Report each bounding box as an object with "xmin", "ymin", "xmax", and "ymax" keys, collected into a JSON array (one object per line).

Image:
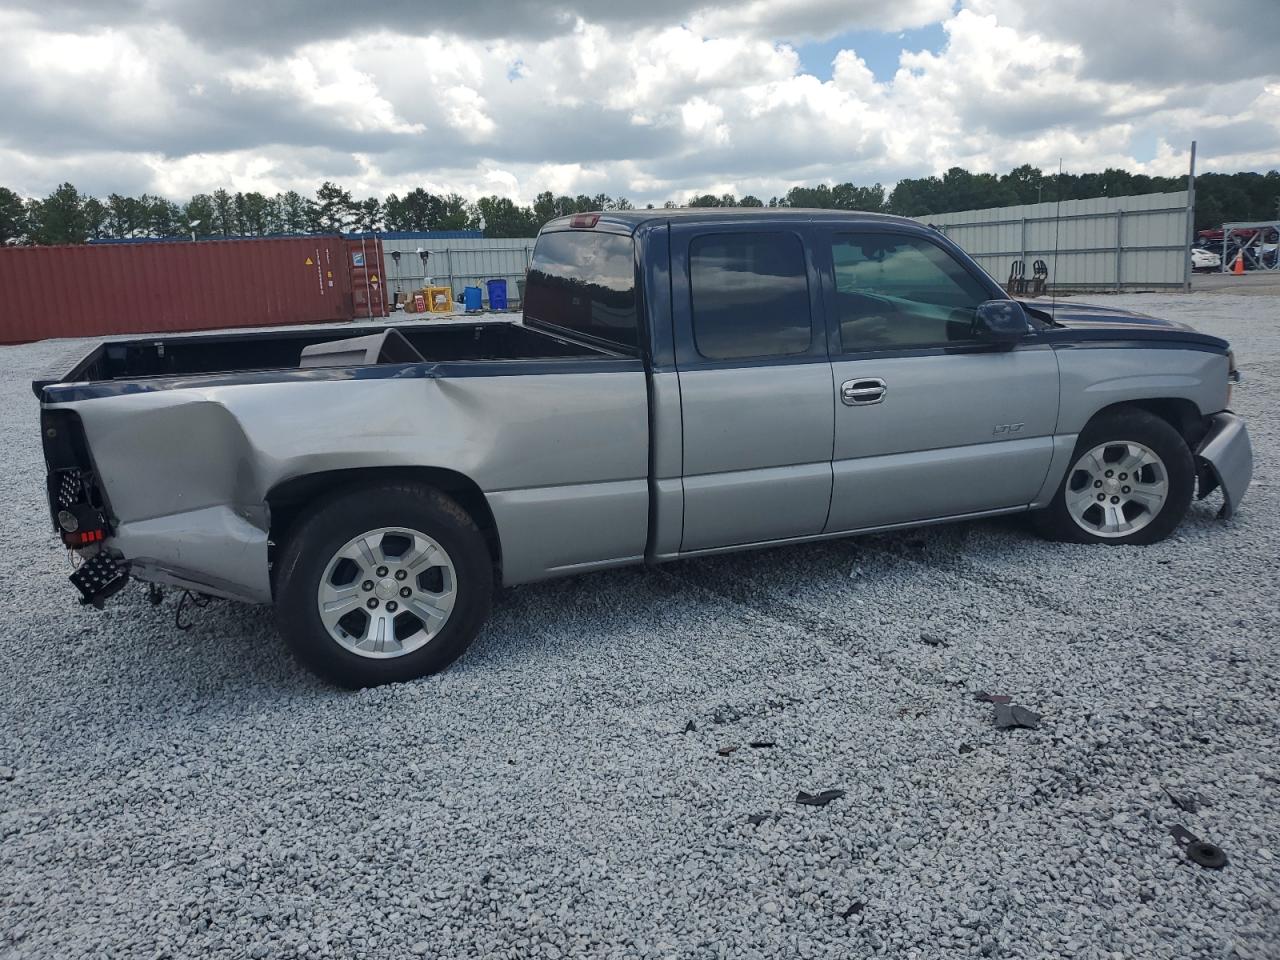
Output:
[
  {"xmin": 1185, "ymin": 140, "xmax": 1196, "ymax": 291},
  {"xmin": 1115, "ymin": 210, "xmax": 1124, "ymax": 292}
]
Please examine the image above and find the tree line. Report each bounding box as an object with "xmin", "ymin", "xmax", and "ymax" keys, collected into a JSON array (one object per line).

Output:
[{"xmin": 2, "ymin": 165, "xmax": 1277, "ymax": 246}]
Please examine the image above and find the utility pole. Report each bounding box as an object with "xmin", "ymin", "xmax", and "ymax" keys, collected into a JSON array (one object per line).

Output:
[{"xmin": 1184, "ymin": 140, "xmax": 1196, "ymax": 293}]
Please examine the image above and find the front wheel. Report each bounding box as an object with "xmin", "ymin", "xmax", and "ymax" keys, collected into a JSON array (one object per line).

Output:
[
  {"xmin": 1035, "ymin": 408, "xmax": 1195, "ymax": 546},
  {"xmin": 275, "ymin": 483, "xmax": 493, "ymax": 687}
]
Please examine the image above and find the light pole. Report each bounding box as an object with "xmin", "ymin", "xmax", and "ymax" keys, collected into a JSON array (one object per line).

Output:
[{"xmin": 188, "ymin": 219, "xmax": 201, "ymax": 242}]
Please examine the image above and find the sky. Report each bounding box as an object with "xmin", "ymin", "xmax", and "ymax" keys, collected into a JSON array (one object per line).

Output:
[{"xmin": 0, "ymin": 0, "xmax": 1277, "ymax": 206}]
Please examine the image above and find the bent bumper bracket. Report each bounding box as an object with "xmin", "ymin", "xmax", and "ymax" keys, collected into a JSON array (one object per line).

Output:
[
  {"xmin": 70, "ymin": 552, "xmax": 130, "ymax": 608},
  {"xmin": 1195, "ymin": 412, "xmax": 1252, "ymax": 520}
]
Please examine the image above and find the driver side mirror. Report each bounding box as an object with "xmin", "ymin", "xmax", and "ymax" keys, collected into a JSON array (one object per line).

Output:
[{"xmin": 973, "ymin": 300, "xmax": 1029, "ymax": 348}]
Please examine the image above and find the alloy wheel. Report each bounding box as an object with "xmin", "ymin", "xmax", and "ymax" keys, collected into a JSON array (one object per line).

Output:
[
  {"xmin": 316, "ymin": 527, "xmax": 457, "ymax": 658},
  {"xmin": 1064, "ymin": 440, "xmax": 1169, "ymax": 539}
]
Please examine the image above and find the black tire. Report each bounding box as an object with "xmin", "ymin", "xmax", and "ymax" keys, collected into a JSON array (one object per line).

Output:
[
  {"xmin": 274, "ymin": 482, "xmax": 492, "ymax": 687},
  {"xmin": 1034, "ymin": 408, "xmax": 1195, "ymax": 546}
]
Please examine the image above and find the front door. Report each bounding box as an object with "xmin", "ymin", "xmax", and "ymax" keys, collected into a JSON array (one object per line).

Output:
[
  {"xmin": 671, "ymin": 223, "xmax": 834, "ymax": 552},
  {"xmin": 821, "ymin": 228, "xmax": 1059, "ymax": 533}
]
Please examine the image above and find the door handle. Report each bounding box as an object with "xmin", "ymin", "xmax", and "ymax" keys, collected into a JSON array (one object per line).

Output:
[{"xmin": 841, "ymin": 378, "xmax": 887, "ymax": 406}]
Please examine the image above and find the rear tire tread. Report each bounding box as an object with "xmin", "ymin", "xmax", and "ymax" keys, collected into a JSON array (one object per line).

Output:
[{"xmin": 274, "ymin": 482, "xmax": 492, "ymax": 688}]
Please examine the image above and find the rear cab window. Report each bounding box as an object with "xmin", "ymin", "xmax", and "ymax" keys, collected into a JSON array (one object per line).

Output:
[
  {"xmin": 689, "ymin": 232, "xmax": 811, "ymax": 360},
  {"xmin": 523, "ymin": 230, "xmax": 639, "ymax": 352}
]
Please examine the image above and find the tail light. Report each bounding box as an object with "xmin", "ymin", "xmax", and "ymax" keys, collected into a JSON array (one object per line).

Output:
[
  {"xmin": 54, "ymin": 492, "xmax": 109, "ymax": 547},
  {"xmin": 42, "ymin": 410, "xmax": 113, "ymax": 543},
  {"xmin": 570, "ymin": 214, "xmax": 600, "ymax": 228}
]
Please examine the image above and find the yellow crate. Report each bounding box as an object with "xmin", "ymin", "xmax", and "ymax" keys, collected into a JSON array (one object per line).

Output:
[{"xmin": 426, "ymin": 285, "xmax": 454, "ymax": 313}]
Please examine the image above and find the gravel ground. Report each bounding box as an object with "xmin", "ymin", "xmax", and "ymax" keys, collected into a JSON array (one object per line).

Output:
[{"xmin": 2, "ymin": 294, "xmax": 1278, "ymax": 960}]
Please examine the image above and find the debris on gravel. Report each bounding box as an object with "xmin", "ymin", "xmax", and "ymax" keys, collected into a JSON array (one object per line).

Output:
[
  {"xmin": 973, "ymin": 690, "xmax": 1013, "ymax": 704},
  {"xmin": 2, "ymin": 294, "xmax": 1279, "ymax": 959},
  {"xmin": 1170, "ymin": 824, "xmax": 1231, "ymax": 870},
  {"xmin": 993, "ymin": 702, "xmax": 1043, "ymax": 729},
  {"xmin": 711, "ymin": 704, "xmax": 742, "ymax": 724},
  {"xmin": 795, "ymin": 789, "xmax": 847, "ymax": 807}
]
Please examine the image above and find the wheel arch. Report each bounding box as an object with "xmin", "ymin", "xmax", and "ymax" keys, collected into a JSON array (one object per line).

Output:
[
  {"xmin": 265, "ymin": 466, "xmax": 502, "ymax": 594},
  {"xmin": 1083, "ymin": 398, "xmax": 1206, "ymax": 448},
  {"xmin": 1033, "ymin": 397, "xmax": 1205, "ymax": 511},
  {"xmin": 1034, "ymin": 398, "xmax": 1199, "ymax": 544}
]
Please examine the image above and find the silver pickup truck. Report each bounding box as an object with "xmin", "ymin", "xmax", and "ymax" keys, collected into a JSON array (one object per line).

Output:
[{"xmin": 35, "ymin": 210, "xmax": 1252, "ymax": 686}]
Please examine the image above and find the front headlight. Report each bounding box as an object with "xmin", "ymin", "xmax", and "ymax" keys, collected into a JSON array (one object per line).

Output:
[{"xmin": 1227, "ymin": 349, "xmax": 1242, "ymax": 404}]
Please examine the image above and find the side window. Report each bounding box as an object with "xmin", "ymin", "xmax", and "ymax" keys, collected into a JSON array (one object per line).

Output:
[
  {"xmin": 690, "ymin": 233, "xmax": 811, "ymax": 361},
  {"xmin": 832, "ymin": 233, "xmax": 990, "ymax": 352}
]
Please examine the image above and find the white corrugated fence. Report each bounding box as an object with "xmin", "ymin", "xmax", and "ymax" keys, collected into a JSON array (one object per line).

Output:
[
  {"xmin": 918, "ymin": 191, "xmax": 1192, "ymax": 291},
  {"xmin": 378, "ymin": 236, "xmax": 537, "ymax": 305}
]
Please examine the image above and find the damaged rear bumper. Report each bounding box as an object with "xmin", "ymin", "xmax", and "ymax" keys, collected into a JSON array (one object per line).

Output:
[
  {"xmin": 110, "ymin": 505, "xmax": 273, "ymax": 604},
  {"xmin": 1196, "ymin": 412, "xmax": 1252, "ymax": 520}
]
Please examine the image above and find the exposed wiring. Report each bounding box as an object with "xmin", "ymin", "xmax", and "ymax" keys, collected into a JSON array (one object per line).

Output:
[{"xmin": 175, "ymin": 589, "xmax": 213, "ymax": 631}]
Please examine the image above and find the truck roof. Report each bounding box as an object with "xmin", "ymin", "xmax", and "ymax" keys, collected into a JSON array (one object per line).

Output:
[{"xmin": 541, "ymin": 207, "xmax": 926, "ymax": 235}]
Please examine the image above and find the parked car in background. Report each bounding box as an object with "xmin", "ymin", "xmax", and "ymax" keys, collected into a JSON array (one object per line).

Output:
[
  {"xmin": 1191, "ymin": 246, "xmax": 1222, "ymax": 272},
  {"xmin": 35, "ymin": 210, "xmax": 1253, "ymax": 687}
]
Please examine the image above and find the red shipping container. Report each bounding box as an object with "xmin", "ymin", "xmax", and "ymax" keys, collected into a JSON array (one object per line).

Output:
[
  {"xmin": 0, "ymin": 235, "xmax": 389, "ymax": 345},
  {"xmin": 345, "ymin": 236, "xmax": 388, "ymax": 319}
]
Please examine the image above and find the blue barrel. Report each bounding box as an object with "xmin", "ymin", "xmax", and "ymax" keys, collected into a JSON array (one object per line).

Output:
[
  {"xmin": 486, "ymin": 278, "xmax": 509, "ymax": 311},
  {"xmin": 463, "ymin": 285, "xmax": 483, "ymax": 312}
]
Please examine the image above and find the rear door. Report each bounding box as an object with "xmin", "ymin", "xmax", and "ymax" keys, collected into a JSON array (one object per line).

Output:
[
  {"xmin": 820, "ymin": 227, "xmax": 1059, "ymax": 532},
  {"xmin": 671, "ymin": 222, "xmax": 834, "ymax": 552}
]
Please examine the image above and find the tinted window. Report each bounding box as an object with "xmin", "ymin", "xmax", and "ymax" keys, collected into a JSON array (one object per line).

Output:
[
  {"xmin": 690, "ymin": 233, "xmax": 811, "ymax": 360},
  {"xmin": 832, "ymin": 233, "xmax": 990, "ymax": 352},
  {"xmin": 524, "ymin": 231, "xmax": 638, "ymax": 350}
]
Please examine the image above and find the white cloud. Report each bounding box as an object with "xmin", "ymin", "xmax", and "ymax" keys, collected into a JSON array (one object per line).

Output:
[
  {"xmin": 692, "ymin": 0, "xmax": 956, "ymax": 41},
  {"xmin": 229, "ymin": 49, "xmax": 426, "ymax": 136},
  {"xmin": 680, "ymin": 98, "xmax": 729, "ymax": 145},
  {"xmin": 439, "ymin": 86, "xmax": 497, "ymax": 140},
  {"xmin": 0, "ymin": 1, "xmax": 1275, "ymax": 205}
]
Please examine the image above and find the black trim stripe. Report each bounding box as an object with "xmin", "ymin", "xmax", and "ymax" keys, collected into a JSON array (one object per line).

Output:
[
  {"xmin": 39, "ymin": 357, "xmax": 646, "ymax": 403},
  {"xmin": 1040, "ymin": 328, "xmax": 1228, "ymax": 353}
]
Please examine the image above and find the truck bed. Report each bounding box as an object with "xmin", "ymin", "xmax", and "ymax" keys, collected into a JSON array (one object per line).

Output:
[
  {"xmin": 35, "ymin": 313, "xmax": 651, "ymax": 599},
  {"xmin": 37, "ymin": 320, "xmax": 618, "ymax": 395}
]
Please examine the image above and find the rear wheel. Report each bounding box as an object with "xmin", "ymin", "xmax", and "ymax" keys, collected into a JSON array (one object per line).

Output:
[
  {"xmin": 275, "ymin": 483, "xmax": 492, "ymax": 687},
  {"xmin": 1035, "ymin": 409, "xmax": 1194, "ymax": 546}
]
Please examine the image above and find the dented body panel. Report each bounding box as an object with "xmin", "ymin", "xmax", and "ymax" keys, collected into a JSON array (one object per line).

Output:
[{"xmin": 48, "ymin": 361, "xmax": 650, "ymax": 601}]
